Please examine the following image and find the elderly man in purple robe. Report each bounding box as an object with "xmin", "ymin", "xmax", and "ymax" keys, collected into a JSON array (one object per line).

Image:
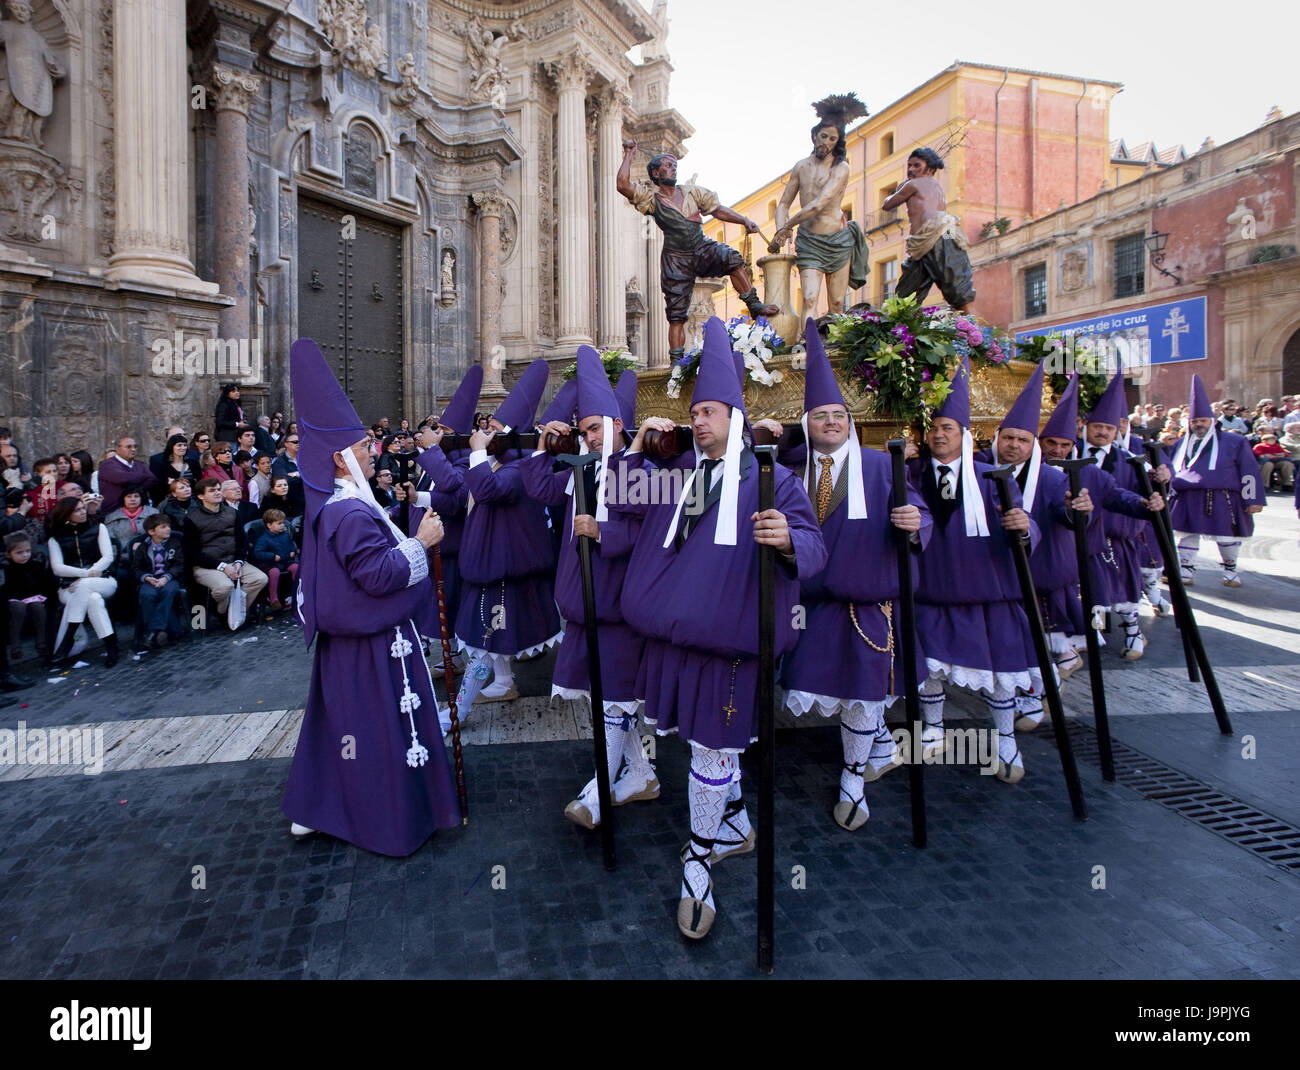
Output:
[
  {"xmin": 613, "ymin": 317, "xmax": 826, "ymax": 940},
  {"xmin": 451, "ymin": 360, "xmax": 562, "ymax": 708},
  {"xmin": 1078, "ymin": 372, "xmax": 1171, "ymax": 659},
  {"xmin": 281, "ymin": 339, "xmax": 461, "ymax": 856},
  {"xmin": 907, "ymin": 356, "xmax": 1041, "ymax": 782},
  {"xmin": 978, "ymin": 363, "xmax": 1095, "ymax": 731},
  {"xmin": 522, "ymin": 348, "xmax": 658, "ymax": 829},
  {"xmin": 1170, "ymin": 374, "xmax": 1265, "ymax": 588},
  {"xmin": 1038, "ymin": 374, "xmax": 1166, "ymax": 675},
  {"xmin": 780, "ymin": 321, "xmax": 930, "ymax": 830}
]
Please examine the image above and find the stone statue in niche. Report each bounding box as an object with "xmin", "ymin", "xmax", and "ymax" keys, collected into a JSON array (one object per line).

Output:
[
  {"xmin": 1226, "ymin": 198, "xmax": 1256, "ymax": 241},
  {"xmin": 0, "ymin": 0, "xmax": 65, "ymax": 148},
  {"xmin": 440, "ymin": 248, "xmax": 456, "ymax": 296}
]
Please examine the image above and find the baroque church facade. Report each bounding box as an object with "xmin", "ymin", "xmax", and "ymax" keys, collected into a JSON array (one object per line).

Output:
[{"xmin": 0, "ymin": 0, "xmax": 692, "ymax": 450}]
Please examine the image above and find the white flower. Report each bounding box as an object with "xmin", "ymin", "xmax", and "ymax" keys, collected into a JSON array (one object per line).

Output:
[
  {"xmin": 665, "ymin": 380, "xmax": 681, "ymax": 399},
  {"xmin": 669, "ymin": 365, "xmax": 682, "ymax": 381}
]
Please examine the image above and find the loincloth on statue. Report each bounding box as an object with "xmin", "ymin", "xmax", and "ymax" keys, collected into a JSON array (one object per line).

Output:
[
  {"xmin": 896, "ymin": 223, "xmax": 975, "ymax": 309},
  {"xmin": 660, "ymin": 240, "xmax": 744, "ymax": 322},
  {"xmin": 795, "ymin": 221, "xmax": 869, "ymax": 290}
]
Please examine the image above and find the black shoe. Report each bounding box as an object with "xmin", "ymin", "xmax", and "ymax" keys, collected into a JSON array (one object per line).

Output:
[
  {"xmin": 50, "ymin": 628, "xmax": 79, "ymax": 669},
  {"xmin": 1, "ymin": 671, "xmax": 34, "ymax": 692},
  {"xmin": 103, "ymin": 636, "xmax": 120, "ymax": 669}
]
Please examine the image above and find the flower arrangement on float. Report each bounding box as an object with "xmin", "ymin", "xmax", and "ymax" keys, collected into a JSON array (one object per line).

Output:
[
  {"xmin": 828, "ymin": 294, "xmax": 1015, "ymax": 430},
  {"xmin": 561, "ymin": 346, "xmax": 636, "ymax": 385},
  {"xmin": 1015, "ymin": 332, "xmax": 1113, "ymax": 414},
  {"xmin": 664, "ymin": 317, "xmax": 787, "ymax": 399}
]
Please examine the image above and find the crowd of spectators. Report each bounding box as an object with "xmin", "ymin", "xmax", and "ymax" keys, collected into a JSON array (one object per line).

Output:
[
  {"xmin": 1129, "ymin": 393, "xmax": 1300, "ymax": 491},
  {"xmin": 0, "ymin": 382, "xmax": 352, "ymax": 691}
]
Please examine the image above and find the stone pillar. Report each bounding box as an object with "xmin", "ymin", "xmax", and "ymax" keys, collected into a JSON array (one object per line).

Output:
[
  {"xmin": 646, "ymin": 225, "xmax": 667, "ymax": 365},
  {"xmin": 546, "ymin": 54, "xmax": 595, "ymax": 347},
  {"xmin": 212, "ymin": 64, "xmax": 263, "ymax": 343},
  {"xmin": 105, "ymin": 0, "xmax": 217, "ymax": 293},
  {"xmin": 596, "ymin": 85, "xmax": 630, "ymax": 350},
  {"xmin": 472, "ymin": 190, "xmax": 508, "ymax": 395}
]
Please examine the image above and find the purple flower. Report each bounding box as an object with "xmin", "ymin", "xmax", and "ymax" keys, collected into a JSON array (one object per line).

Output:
[
  {"xmin": 921, "ymin": 368, "xmax": 934, "ymax": 382},
  {"xmin": 922, "ymin": 305, "xmax": 940, "ymax": 315}
]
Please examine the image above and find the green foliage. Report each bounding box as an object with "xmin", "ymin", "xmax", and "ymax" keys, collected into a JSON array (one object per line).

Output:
[{"xmin": 560, "ymin": 347, "xmax": 636, "ymax": 384}]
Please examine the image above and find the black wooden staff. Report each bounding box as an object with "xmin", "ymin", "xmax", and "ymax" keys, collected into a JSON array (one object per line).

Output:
[
  {"xmin": 1141, "ymin": 441, "xmax": 1199, "ymax": 683},
  {"xmin": 432, "ymin": 547, "xmax": 469, "ymax": 824},
  {"xmin": 1049, "ymin": 457, "xmax": 1116, "ymax": 782},
  {"xmin": 886, "ymin": 440, "xmax": 926, "ymax": 848},
  {"xmin": 982, "ymin": 466, "xmax": 1088, "ymax": 820},
  {"xmin": 559, "ymin": 450, "xmax": 616, "ymax": 871},
  {"xmin": 755, "ymin": 445, "xmax": 777, "ymax": 974},
  {"xmin": 1126, "ymin": 456, "xmax": 1233, "ymax": 734}
]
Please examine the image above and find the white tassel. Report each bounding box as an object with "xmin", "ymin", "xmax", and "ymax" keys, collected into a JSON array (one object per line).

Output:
[
  {"xmin": 394, "ymin": 623, "xmax": 428, "ymax": 768},
  {"xmin": 390, "ymin": 625, "xmax": 414, "ymax": 660}
]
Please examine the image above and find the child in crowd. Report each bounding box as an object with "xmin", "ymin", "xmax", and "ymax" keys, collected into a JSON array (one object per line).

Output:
[
  {"xmin": 4, "ymin": 533, "xmax": 50, "ymax": 665},
  {"xmin": 252, "ymin": 508, "xmax": 299, "ymax": 610}
]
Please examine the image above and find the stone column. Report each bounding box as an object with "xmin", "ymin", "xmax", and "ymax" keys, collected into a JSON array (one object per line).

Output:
[
  {"xmin": 546, "ymin": 54, "xmax": 595, "ymax": 347},
  {"xmin": 212, "ymin": 64, "xmax": 263, "ymax": 343},
  {"xmin": 105, "ymin": 0, "xmax": 217, "ymax": 293},
  {"xmin": 471, "ymin": 190, "xmax": 508, "ymax": 395},
  {"xmin": 596, "ymin": 85, "xmax": 630, "ymax": 350},
  {"xmin": 646, "ymin": 221, "xmax": 667, "ymax": 366}
]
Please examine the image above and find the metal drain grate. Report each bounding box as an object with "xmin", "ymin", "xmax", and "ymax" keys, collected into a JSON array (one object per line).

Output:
[{"xmin": 1061, "ymin": 722, "xmax": 1300, "ymax": 875}]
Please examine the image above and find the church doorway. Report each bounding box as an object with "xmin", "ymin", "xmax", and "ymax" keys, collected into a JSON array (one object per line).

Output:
[
  {"xmin": 1282, "ymin": 327, "xmax": 1300, "ymax": 396},
  {"xmin": 297, "ymin": 196, "xmax": 405, "ymax": 425}
]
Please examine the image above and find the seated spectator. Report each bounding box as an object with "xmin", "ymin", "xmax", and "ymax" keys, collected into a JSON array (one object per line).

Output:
[
  {"xmin": 150, "ymin": 433, "xmax": 196, "ymax": 503},
  {"xmin": 221, "ymin": 478, "xmax": 260, "ymax": 530},
  {"xmin": 202, "ymin": 441, "xmax": 244, "ymax": 487},
  {"xmin": 186, "ymin": 431, "xmax": 212, "ymax": 475},
  {"xmin": 235, "ymin": 425, "xmax": 259, "ymax": 460},
  {"xmin": 1, "ymin": 442, "xmax": 32, "ymax": 492},
  {"xmin": 67, "ymin": 449, "xmax": 95, "ymax": 492},
  {"xmin": 54, "ymin": 453, "xmax": 72, "ymax": 482},
  {"xmin": 184, "ymin": 477, "xmax": 268, "ymax": 623},
  {"xmin": 268, "ymin": 413, "xmax": 285, "ymax": 450},
  {"xmin": 24, "ymin": 458, "xmax": 68, "ymax": 525},
  {"xmin": 4, "ymin": 532, "xmax": 51, "ymax": 666},
  {"xmin": 131, "ymin": 514, "xmax": 187, "ymax": 648},
  {"xmin": 248, "ymin": 453, "xmax": 274, "ymax": 507},
  {"xmin": 98, "ymin": 435, "xmax": 158, "ymax": 514},
  {"xmin": 161, "ymin": 477, "xmax": 195, "ymax": 530},
  {"xmin": 46, "ymin": 496, "xmax": 120, "ymax": 668},
  {"xmin": 1254, "ymin": 431, "xmax": 1295, "ymax": 491},
  {"xmin": 251, "ymin": 508, "xmax": 299, "ymax": 611},
  {"xmin": 260, "ymin": 475, "xmax": 294, "ymax": 520},
  {"xmin": 233, "ymin": 449, "xmax": 256, "ymax": 496},
  {"xmin": 1279, "ymin": 420, "xmax": 1300, "ymax": 463},
  {"xmin": 2, "ymin": 487, "xmax": 32, "ymax": 542},
  {"xmin": 271, "ymin": 432, "xmax": 304, "ymax": 517},
  {"xmin": 254, "ymin": 414, "xmax": 277, "ymax": 455},
  {"xmin": 1261, "ymin": 405, "xmax": 1285, "ymax": 434},
  {"xmin": 1217, "ymin": 401, "xmax": 1249, "ymax": 434},
  {"xmin": 103, "ymin": 485, "xmax": 158, "ymax": 551}
]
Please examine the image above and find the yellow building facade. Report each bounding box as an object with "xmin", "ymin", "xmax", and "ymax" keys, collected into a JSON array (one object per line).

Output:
[{"xmin": 702, "ymin": 61, "xmax": 1121, "ymax": 324}]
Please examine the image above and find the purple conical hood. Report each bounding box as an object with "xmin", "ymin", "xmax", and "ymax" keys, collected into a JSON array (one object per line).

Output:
[
  {"xmin": 614, "ymin": 369, "xmax": 638, "ymax": 431},
  {"xmin": 538, "ymin": 378, "xmax": 578, "ymax": 426},
  {"xmin": 1086, "ymin": 369, "xmax": 1127, "ymax": 428},
  {"xmin": 493, "ymin": 358, "xmax": 551, "ymax": 430},
  {"xmin": 575, "ymin": 345, "xmax": 621, "ymax": 422},
  {"xmin": 291, "ymin": 337, "xmax": 368, "ymax": 501},
  {"xmin": 1000, "ymin": 359, "xmax": 1046, "ymax": 435},
  {"xmin": 1039, "ymin": 373, "xmax": 1080, "ymax": 442},
  {"xmin": 692, "ymin": 317, "xmax": 745, "ymax": 412},
  {"xmin": 440, "ymin": 365, "xmax": 483, "ymax": 434},
  {"xmin": 935, "ymin": 354, "xmax": 972, "ymax": 427},
  {"xmin": 802, "ymin": 319, "xmax": 846, "ymax": 412},
  {"xmin": 1188, "ymin": 373, "xmax": 1212, "ymax": 419}
]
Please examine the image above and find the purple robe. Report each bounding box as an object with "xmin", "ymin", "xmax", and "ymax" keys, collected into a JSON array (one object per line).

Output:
[
  {"xmin": 781, "ymin": 447, "xmax": 933, "ymax": 706},
  {"xmin": 282, "ymin": 498, "xmax": 460, "ymax": 856},
  {"xmin": 1168, "ymin": 431, "xmax": 1264, "ymax": 538},
  {"xmin": 412, "ymin": 445, "xmax": 472, "ymax": 627},
  {"xmin": 615, "ymin": 447, "xmax": 826, "ymax": 750},
  {"xmin": 454, "ymin": 450, "xmax": 561, "ymax": 655},
  {"xmin": 908, "ymin": 455, "xmax": 1042, "ymax": 691},
  {"xmin": 1083, "ymin": 446, "xmax": 1158, "ymax": 604},
  {"xmin": 519, "ymin": 449, "xmax": 644, "ymax": 701}
]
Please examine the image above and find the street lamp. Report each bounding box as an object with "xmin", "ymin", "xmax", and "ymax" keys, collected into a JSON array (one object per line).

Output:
[{"xmin": 1144, "ymin": 229, "xmax": 1183, "ymax": 285}]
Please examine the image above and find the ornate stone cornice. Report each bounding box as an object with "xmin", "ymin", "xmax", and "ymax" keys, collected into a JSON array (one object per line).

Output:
[
  {"xmin": 544, "ymin": 53, "xmax": 595, "ymax": 94},
  {"xmin": 471, "ymin": 190, "xmax": 508, "ymax": 219},
  {"xmin": 212, "ymin": 64, "xmax": 264, "ymax": 115}
]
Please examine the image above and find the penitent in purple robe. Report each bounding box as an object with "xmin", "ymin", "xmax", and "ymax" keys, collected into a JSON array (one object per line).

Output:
[
  {"xmin": 1167, "ymin": 430, "xmax": 1264, "ymax": 538},
  {"xmin": 908, "ymin": 455, "xmax": 1043, "ymax": 694},
  {"xmin": 615, "ymin": 447, "xmax": 826, "ymax": 752},
  {"xmin": 1081, "ymin": 443, "xmax": 1159, "ymax": 604},
  {"xmin": 781, "ymin": 447, "xmax": 932, "ymax": 712},
  {"xmin": 519, "ymin": 449, "xmax": 645, "ymax": 703},
  {"xmin": 282, "ymin": 495, "xmax": 460, "ymax": 856},
  {"xmin": 409, "ymin": 444, "xmax": 472, "ymax": 630},
  {"xmin": 454, "ymin": 450, "xmax": 561, "ymax": 656}
]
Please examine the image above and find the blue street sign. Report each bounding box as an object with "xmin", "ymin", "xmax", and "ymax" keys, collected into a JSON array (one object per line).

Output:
[{"xmin": 1016, "ymin": 296, "xmax": 1207, "ymax": 368}]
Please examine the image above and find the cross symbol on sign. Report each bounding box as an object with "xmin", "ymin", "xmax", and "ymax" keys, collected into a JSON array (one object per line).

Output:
[{"xmin": 1163, "ymin": 307, "xmax": 1190, "ymax": 360}]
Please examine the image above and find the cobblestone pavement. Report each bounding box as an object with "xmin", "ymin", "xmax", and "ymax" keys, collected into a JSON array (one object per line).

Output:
[{"xmin": 1, "ymin": 499, "xmax": 1298, "ymax": 979}]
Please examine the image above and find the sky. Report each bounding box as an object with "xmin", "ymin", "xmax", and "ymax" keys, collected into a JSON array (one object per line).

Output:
[{"xmin": 639, "ymin": 0, "xmax": 1299, "ymax": 206}]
